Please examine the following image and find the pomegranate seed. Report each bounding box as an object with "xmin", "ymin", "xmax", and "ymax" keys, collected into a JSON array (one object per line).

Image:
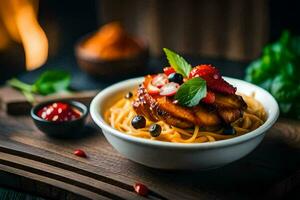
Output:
[
  {"xmin": 37, "ymin": 102, "xmax": 81, "ymax": 122},
  {"xmin": 133, "ymin": 183, "xmax": 149, "ymax": 196},
  {"xmin": 74, "ymin": 149, "xmax": 87, "ymax": 158}
]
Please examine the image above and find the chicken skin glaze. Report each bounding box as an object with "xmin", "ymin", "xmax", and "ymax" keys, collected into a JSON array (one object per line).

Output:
[{"xmin": 133, "ymin": 81, "xmax": 247, "ymax": 129}]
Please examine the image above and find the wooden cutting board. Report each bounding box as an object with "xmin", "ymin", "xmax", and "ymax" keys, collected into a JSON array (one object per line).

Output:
[{"xmin": 0, "ymin": 88, "xmax": 300, "ymax": 199}]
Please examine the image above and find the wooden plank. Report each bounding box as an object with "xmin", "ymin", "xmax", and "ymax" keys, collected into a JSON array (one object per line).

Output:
[
  {"xmin": 0, "ymin": 170, "xmax": 89, "ymax": 200},
  {"xmin": 0, "ymin": 152, "xmax": 144, "ymax": 200},
  {"xmin": 0, "ymin": 164, "xmax": 107, "ymax": 200},
  {"xmin": 0, "ymin": 138, "xmax": 167, "ymax": 200},
  {"xmin": 0, "ymin": 109, "xmax": 299, "ymax": 199},
  {"xmin": 0, "ymin": 113, "xmax": 210, "ymax": 199}
]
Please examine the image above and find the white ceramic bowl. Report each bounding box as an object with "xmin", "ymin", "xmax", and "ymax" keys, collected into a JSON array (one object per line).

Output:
[{"xmin": 90, "ymin": 77, "xmax": 279, "ymax": 170}]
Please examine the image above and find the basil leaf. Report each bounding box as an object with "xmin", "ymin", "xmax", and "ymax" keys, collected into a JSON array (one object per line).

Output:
[
  {"xmin": 245, "ymin": 30, "xmax": 300, "ymax": 119},
  {"xmin": 271, "ymin": 74, "xmax": 300, "ymax": 102},
  {"xmin": 175, "ymin": 77, "xmax": 207, "ymax": 107},
  {"xmin": 33, "ymin": 70, "xmax": 71, "ymax": 95},
  {"xmin": 163, "ymin": 48, "xmax": 192, "ymax": 77}
]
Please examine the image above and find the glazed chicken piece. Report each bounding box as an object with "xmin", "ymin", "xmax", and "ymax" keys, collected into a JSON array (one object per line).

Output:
[
  {"xmin": 213, "ymin": 93, "xmax": 247, "ymax": 123},
  {"xmin": 133, "ymin": 83, "xmax": 247, "ymax": 128},
  {"xmin": 214, "ymin": 93, "xmax": 247, "ymax": 110}
]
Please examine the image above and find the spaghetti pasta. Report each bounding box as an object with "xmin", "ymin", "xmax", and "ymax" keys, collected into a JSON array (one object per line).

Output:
[{"xmin": 104, "ymin": 92, "xmax": 266, "ymax": 143}]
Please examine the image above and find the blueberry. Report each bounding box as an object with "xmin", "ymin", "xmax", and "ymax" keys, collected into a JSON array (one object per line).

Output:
[
  {"xmin": 131, "ymin": 115, "xmax": 146, "ymax": 129},
  {"xmin": 223, "ymin": 126, "xmax": 236, "ymax": 135},
  {"xmin": 125, "ymin": 92, "xmax": 133, "ymax": 99},
  {"xmin": 149, "ymin": 124, "xmax": 161, "ymax": 137},
  {"xmin": 168, "ymin": 73, "xmax": 183, "ymax": 84}
]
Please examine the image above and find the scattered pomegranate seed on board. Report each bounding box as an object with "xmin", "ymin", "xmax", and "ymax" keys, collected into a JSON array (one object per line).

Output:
[
  {"xmin": 74, "ymin": 149, "xmax": 87, "ymax": 158},
  {"xmin": 133, "ymin": 183, "xmax": 149, "ymax": 196}
]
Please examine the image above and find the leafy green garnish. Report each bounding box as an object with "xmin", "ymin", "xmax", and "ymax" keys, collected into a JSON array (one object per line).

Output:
[
  {"xmin": 33, "ymin": 70, "xmax": 71, "ymax": 95},
  {"xmin": 7, "ymin": 70, "xmax": 71, "ymax": 103},
  {"xmin": 175, "ymin": 77, "xmax": 207, "ymax": 107},
  {"xmin": 163, "ymin": 48, "xmax": 192, "ymax": 77},
  {"xmin": 245, "ymin": 30, "xmax": 300, "ymax": 119}
]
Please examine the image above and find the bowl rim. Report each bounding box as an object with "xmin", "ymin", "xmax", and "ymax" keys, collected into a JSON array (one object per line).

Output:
[
  {"xmin": 90, "ymin": 77, "xmax": 279, "ymax": 149},
  {"xmin": 31, "ymin": 99, "xmax": 88, "ymax": 124}
]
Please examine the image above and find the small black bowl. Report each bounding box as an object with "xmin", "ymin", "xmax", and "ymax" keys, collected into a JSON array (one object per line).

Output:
[{"xmin": 31, "ymin": 100, "xmax": 88, "ymax": 138}]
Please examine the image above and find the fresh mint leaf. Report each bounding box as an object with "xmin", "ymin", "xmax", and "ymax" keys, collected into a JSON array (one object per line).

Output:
[
  {"xmin": 33, "ymin": 70, "xmax": 71, "ymax": 95},
  {"xmin": 175, "ymin": 77, "xmax": 207, "ymax": 107},
  {"xmin": 163, "ymin": 48, "xmax": 192, "ymax": 77},
  {"xmin": 7, "ymin": 69, "xmax": 71, "ymax": 102}
]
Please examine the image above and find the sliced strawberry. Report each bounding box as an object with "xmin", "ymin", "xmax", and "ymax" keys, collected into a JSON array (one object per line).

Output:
[
  {"xmin": 189, "ymin": 64, "xmax": 236, "ymax": 94},
  {"xmin": 189, "ymin": 64, "xmax": 220, "ymax": 79},
  {"xmin": 159, "ymin": 82, "xmax": 180, "ymax": 96},
  {"xmin": 143, "ymin": 75, "xmax": 160, "ymax": 95},
  {"xmin": 163, "ymin": 67, "xmax": 176, "ymax": 76},
  {"xmin": 206, "ymin": 78, "xmax": 236, "ymax": 94},
  {"xmin": 151, "ymin": 73, "xmax": 168, "ymax": 88},
  {"xmin": 147, "ymin": 82, "xmax": 160, "ymax": 95},
  {"xmin": 201, "ymin": 91, "xmax": 215, "ymax": 104}
]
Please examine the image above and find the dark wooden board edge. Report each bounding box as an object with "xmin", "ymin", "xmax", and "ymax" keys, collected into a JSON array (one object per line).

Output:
[
  {"xmin": 0, "ymin": 169, "xmax": 90, "ymax": 200},
  {"xmin": 0, "ymin": 137, "xmax": 166, "ymax": 200}
]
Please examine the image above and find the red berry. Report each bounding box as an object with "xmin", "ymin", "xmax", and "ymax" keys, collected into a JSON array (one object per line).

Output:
[
  {"xmin": 163, "ymin": 67, "xmax": 176, "ymax": 76},
  {"xmin": 202, "ymin": 91, "xmax": 215, "ymax": 104},
  {"xmin": 206, "ymin": 78, "xmax": 236, "ymax": 95},
  {"xmin": 74, "ymin": 149, "xmax": 87, "ymax": 158},
  {"xmin": 189, "ymin": 64, "xmax": 219, "ymax": 79},
  {"xmin": 37, "ymin": 102, "xmax": 81, "ymax": 122},
  {"xmin": 133, "ymin": 183, "xmax": 149, "ymax": 196},
  {"xmin": 189, "ymin": 64, "xmax": 236, "ymax": 95}
]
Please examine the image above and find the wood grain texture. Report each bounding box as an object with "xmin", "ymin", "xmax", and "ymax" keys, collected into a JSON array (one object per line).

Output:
[
  {"xmin": 0, "ymin": 87, "xmax": 98, "ymax": 115},
  {"xmin": 0, "ymin": 110, "xmax": 300, "ymax": 199}
]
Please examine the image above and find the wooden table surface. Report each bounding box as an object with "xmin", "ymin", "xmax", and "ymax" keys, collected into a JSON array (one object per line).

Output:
[
  {"xmin": 1, "ymin": 108, "xmax": 300, "ymax": 199},
  {"xmin": 1, "ymin": 58, "xmax": 300, "ymax": 199}
]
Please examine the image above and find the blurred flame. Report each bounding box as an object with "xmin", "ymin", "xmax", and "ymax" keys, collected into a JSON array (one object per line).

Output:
[{"xmin": 0, "ymin": 0, "xmax": 48, "ymax": 70}]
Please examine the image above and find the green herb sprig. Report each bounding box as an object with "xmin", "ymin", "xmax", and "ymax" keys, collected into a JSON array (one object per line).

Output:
[
  {"xmin": 7, "ymin": 70, "xmax": 71, "ymax": 103},
  {"xmin": 163, "ymin": 48, "xmax": 207, "ymax": 107},
  {"xmin": 175, "ymin": 77, "xmax": 207, "ymax": 107},
  {"xmin": 245, "ymin": 31, "xmax": 300, "ymax": 119},
  {"xmin": 163, "ymin": 48, "xmax": 192, "ymax": 77}
]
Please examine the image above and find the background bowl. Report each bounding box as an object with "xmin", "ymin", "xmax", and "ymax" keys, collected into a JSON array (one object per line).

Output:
[
  {"xmin": 90, "ymin": 77, "xmax": 279, "ymax": 170},
  {"xmin": 74, "ymin": 33, "xmax": 149, "ymax": 78},
  {"xmin": 31, "ymin": 100, "xmax": 88, "ymax": 138}
]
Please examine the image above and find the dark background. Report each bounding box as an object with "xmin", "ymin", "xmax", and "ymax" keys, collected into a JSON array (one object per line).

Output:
[{"xmin": 1, "ymin": 0, "xmax": 300, "ymax": 88}]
